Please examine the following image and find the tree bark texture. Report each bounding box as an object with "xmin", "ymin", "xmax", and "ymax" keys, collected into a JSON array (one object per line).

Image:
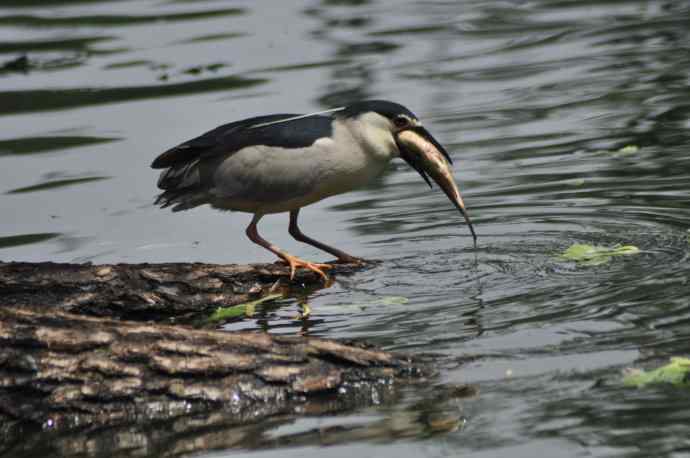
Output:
[
  {"xmin": 0, "ymin": 260, "xmax": 365, "ymax": 322},
  {"xmin": 0, "ymin": 260, "xmax": 452, "ymax": 456},
  {"xmin": 0, "ymin": 304, "xmax": 432, "ymax": 433}
]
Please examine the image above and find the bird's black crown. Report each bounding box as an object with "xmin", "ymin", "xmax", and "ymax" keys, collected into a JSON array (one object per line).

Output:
[{"xmin": 339, "ymin": 100, "xmax": 417, "ymax": 121}]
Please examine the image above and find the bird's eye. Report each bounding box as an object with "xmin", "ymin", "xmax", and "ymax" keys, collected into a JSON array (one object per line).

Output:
[{"xmin": 393, "ymin": 116, "xmax": 409, "ymax": 128}]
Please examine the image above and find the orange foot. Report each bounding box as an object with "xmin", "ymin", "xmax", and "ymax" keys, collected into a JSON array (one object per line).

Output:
[{"xmin": 278, "ymin": 255, "xmax": 332, "ymax": 281}]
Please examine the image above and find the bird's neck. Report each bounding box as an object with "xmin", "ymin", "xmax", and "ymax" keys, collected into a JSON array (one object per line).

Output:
[{"xmin": 341, "ymin": 117, "xmax": 398, "ymax": 162}]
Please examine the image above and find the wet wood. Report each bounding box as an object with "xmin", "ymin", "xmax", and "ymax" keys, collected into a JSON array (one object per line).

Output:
[
  {"xmin": 0, "ymin": 304, "xmax": 431, "ymax": 431},
  {"xmin": 0, "ymin": 260, "xmax": 365, "ymax": 322},
  {"xmin": 0, "ymin": 259, "xmax": 435, "ymax": 447}
]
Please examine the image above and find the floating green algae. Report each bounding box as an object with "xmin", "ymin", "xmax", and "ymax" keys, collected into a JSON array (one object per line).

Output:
[
  {"xmin": 559, "ymin": 243, "xmax": 640, "ymax": 266},
  {"xmin": 207, "ymin": 293, "xmax": 282, "ymax": 323},
  {"xmin": 623, "ymin": 357, "xmax": 690, "ymax": 388},
  {"xmin": 595, "ymin": 144, "xmax": 640, "ymax": 157},
  {"xmin": 616, "ymin": 145, "xmax": 639, "ymax": 155}
]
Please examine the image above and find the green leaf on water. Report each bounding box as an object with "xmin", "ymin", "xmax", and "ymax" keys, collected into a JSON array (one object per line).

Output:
[
  {"xmin": 559, "ymin": 243, "xmax": 640, "ymax": 266},
  {"xmin": 207, "ymin": 293, "xmax": 282, "ymax": 323},
  {"xmin": 594, "ymin": 144, "xmax": 640, "ymax": 157},
  {"xmin": 566, "ymin": 178, "xmax": 586, "ymax": 187},
  {"xmin": 617, "ymin": 145, "xmax": 639, "ymax": 155},
  {"xmin": 623, "ymin": 357, "xmax": 690, "ymax": 388}
]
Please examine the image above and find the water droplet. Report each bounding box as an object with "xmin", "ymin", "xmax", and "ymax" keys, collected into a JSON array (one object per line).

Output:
[{"xmin": 371, "ymin": 387, "xmax": 380, "ymax": 405}]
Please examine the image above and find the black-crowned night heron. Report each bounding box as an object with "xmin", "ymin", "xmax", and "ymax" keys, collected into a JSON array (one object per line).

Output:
[{"xmin": 152, "ymin": 100, "xmax": 475, "ymax": 280}]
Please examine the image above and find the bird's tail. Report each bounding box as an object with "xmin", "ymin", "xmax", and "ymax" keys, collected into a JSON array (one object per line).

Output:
[{"xmin": 155, "ymin": 160, "xmax": 209, "ymax": 212}]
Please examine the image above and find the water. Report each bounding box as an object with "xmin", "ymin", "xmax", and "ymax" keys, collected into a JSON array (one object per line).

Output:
[{"xmin": 2, "ymin": 0, "xmax": 690, "ymax": 456}]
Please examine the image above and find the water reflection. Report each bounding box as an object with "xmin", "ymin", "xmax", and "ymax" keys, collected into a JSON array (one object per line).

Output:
[
  {"xmin": 0, "ymin": 7, "xmax": 244, "ymax": 27},
  {"xmin": 0, "ymin": 75, "xmax": 267, "ymax": 115},
  {"xmin": 6, "ymin": 175, "xmax": 110, "ymax": 194},
  {"xmin": 0, "ymin": 232, "xmax": 61, "ymax": 249},
  {"xmin": 0, "ymin": 135, "xmax": 121, "ymax": 157},
  {"xmin": 0, "ymin": 380, "xmax": 475, "ymax": 458}
]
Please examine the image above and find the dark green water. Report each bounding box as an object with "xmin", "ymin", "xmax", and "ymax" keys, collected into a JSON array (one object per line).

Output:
[{"xmin": 2, "ymin": 0, "xmax": 690, "ymax": 456}]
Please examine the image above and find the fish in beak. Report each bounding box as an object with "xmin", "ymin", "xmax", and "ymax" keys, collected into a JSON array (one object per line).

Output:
[{"xmin": 395, "ymin": 126, "xmax": 477, "ymax": 244}]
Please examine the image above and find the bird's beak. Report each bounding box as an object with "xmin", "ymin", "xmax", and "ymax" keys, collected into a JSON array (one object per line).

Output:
[{"xmin": 395, "ymin": 126, "xmax": 477, "ymax": 243}]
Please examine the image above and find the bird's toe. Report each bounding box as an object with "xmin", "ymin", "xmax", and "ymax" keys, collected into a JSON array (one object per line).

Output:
[{"xmin": 278, "ymin": 256, "xmax": 332, "ymax": 282}]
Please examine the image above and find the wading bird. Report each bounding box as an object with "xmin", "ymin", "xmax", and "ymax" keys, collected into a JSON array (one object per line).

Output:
[{"xmin": 152, "ymin": 100, "xmax": 475, "ymax": 280}]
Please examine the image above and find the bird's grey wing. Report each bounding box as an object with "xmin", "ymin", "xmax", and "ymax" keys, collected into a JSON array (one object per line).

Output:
[
  {"xmin": 151, "ymin": 114, "xmax": 300, "ymax": 170},
  {"xmin": 152, "ymin": 114, "xmax": 335, "ymax": 211}
]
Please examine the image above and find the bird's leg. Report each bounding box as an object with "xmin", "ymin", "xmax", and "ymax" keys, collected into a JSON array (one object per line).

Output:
[
  {"xmin": 245, "ymin": 214, "xmax": 332, "ymax": 281},
  {"xmin": 289, "ymin": 209, "xmax": 365, "ymax": 264}
]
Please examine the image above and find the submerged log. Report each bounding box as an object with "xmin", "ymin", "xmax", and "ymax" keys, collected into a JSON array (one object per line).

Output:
[
  {"xmin": 0, "ymin": 260, "xmax": 366, "ymax": 322},
  {"xmin": 0, "ymin": 304, "xmax": 433, "ymax": 433}
]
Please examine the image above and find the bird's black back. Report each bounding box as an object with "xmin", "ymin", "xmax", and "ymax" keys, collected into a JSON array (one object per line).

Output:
[{"xmin": 151, "ymin": 113, "xmax": 334, "ymax": 169}]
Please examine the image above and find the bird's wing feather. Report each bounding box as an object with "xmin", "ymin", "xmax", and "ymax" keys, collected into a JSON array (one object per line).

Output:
[{"xmin": 150, "ymin": 114, "xmax": 334, "ymax": 169}]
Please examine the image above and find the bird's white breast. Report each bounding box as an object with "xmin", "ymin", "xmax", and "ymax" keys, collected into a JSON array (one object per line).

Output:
[{"xmin": 208, "ymin": 120, "xmax": 394, "ymax": 214}]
